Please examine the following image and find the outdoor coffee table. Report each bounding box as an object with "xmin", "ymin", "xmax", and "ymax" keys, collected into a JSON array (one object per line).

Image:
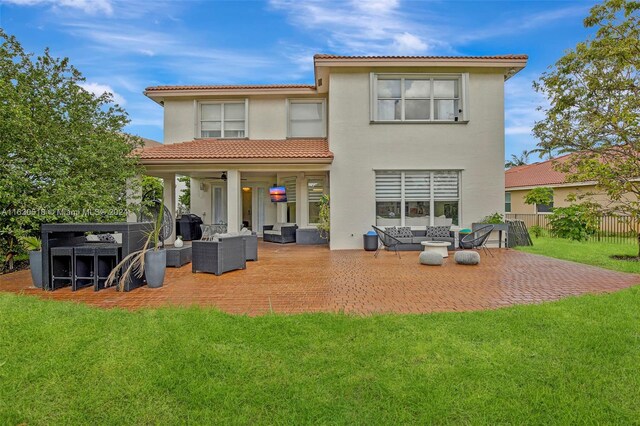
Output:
[{"xmin": 421, "ymin": 241, "xmax": 450, "ymax": 258}]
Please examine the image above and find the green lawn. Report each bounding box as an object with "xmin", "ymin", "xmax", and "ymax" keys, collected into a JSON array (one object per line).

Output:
[
  {"xmin": 516, "ymin": 236, "xmax": 640, "ymax": 274},
  {"xmin": 1, "ymin": 289, "xmax": 640, "ymax": 424}
]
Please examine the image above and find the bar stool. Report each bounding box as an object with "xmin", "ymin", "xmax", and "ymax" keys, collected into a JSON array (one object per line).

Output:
[
  {"xmin": 73, "ymin": 245, "xmax": 97, "ymax": 291},
  {"xmin": 50, "ymin": 247, "xmax": 74, "ymax": 289}
]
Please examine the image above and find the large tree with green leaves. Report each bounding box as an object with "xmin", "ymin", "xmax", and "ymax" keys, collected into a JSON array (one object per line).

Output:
[
  {"xmin": 0, "ymin": 30, "xmax": 143, "ymax": 262},
  {"xmin": 533, "ymin": 0, "xmax": 640, "ymax": 254}
]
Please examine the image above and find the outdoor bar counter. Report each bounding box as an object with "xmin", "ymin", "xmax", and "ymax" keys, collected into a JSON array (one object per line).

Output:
[{"xmin": 41, "ymin": 222, "xmax": 151, "ymax": 291}]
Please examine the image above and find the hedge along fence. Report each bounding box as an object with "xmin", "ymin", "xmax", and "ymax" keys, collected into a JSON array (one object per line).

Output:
[{"xmin": 505, "ymin": 214, "xmax": 640, "ymax": 244}]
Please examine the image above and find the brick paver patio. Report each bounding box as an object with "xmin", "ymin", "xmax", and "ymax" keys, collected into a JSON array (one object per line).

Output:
[{"xmin": 1, "ymin": 242, "xmax": 638, "ymax": 315}]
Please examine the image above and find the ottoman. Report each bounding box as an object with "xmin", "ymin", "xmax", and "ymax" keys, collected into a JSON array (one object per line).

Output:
[
  {"xmin": 419, "ymin": 251, "xmax": 444, "ymax": 266},
  {"xmin": 454, "ymin": 250, "xmax": 480, "ymax": 265}
]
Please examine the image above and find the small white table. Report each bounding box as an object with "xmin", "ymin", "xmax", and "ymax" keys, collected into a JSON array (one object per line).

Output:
[{"xmin": 421, "ymin": 241, "xmax": 450, "ymax": 258}]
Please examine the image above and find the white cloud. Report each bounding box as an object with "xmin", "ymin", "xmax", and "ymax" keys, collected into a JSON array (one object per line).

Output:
[
  {"xmin": 79, "ymin": 82, "xmax": 126, "ymax": 105},
  {"xmin": 268, "ymin": 0, "xmax": 440, "ymax": 55},
  {"xmin": 393, "ymin": 32, "xmax": 428, "ymax": 53},
  {"xmin": 3, "ymin": 0, "xmax": 113, "ymax": 15}
]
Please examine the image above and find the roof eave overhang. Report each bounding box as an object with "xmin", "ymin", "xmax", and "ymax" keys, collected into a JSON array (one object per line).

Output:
[
  {"xmin": 144, "ymin": 87, "xmax": 320, "ymax": 104},
  {"xmin": 139, "ymin": 157, "xmax": 334, "ymax": 166},
  {"xmin": 313, "ymin": 57, "xmax": 528, "ymax": 89},
  {"xmin": 506, "ymin": 181, "xmax": 595, "ymax": 191}
]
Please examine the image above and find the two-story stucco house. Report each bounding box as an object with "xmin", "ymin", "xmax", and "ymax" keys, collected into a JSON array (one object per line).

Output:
[{"xmin": 139, "ymin": 54, "xmax": 528, "ymax": 250}]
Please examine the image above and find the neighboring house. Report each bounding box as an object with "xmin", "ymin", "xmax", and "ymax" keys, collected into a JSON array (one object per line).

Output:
[
  {"xmin": 505, "ymin": 154, "xmax": 611, "ymax": 214},
  {"xmin": 140, "ymin": 53, "xmax": 527, "ymax": 249}
]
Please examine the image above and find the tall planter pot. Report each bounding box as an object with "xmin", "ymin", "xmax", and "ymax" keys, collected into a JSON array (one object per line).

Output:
[
  {"xmin": 29, "ymin": 250, "xmax": 43, "ymax": 289},
  {"xmin": 144, "ymin": 249, "xmax": 166, "ymax": 288}
]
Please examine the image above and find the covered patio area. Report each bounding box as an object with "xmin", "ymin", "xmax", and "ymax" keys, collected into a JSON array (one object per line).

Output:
[{"xmin": 1, "ymin": 243, "xmax": 638, "ymax": 315}]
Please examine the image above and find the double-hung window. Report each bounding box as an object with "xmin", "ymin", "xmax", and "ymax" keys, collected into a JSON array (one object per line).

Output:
[
  {"xmin": 372, "ymin": 74, "xmax": 467, "ymax": 122},
  {"xmin": 288, "ymin": 100, "xmax": 326, "ymax": 137},
  {"xmin": 505, "ymin": 192, "xmax": 512, "ymax": 213},
  {"xmin": 375, "ymin": 170, "xmax": 460, "ymax": 227},
  {"xmin": 200, "ymin": 101, "xmax": 247, "ymax": 138}
]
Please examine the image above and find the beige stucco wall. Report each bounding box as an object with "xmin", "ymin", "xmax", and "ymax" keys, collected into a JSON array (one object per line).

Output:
[
  {"xmin": 328, "ymin": 70, "xmax": 506, "ymax": 249},
  {"xmin": 507, "ymin": 184, "xmax": 612, "ymax": 214},
  {"xmin": 163, "ymin": 96, "xmax": 322, "ymax": 144}
]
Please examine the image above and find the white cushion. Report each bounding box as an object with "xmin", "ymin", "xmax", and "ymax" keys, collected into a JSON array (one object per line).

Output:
[
  {"xmin": 272, "ymin": 223, "xmax": 282, "ymax": 232},
  {"xmin": 264, "ymin": 230, "xmax": 281, "ymax": 235},
  {"xmin": 240, "ymin": 227, "xmax": 252, "ymax": 235},
  {"xmin": 406, "ymin": 216, "xmax": 429, "ymax": 226},
  {"xmin": 434, "ymin": 216, "xmax": 453, "ymax": 226}
]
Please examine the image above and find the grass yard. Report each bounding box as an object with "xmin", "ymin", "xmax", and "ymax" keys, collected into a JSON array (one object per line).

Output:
[
  {"xmin": 516, "ymin": 236, "xmax": 640, "ymax": 274},
  {"xmin": 1, "ymin": 289, "xmax": 640, "ymax": 424}
]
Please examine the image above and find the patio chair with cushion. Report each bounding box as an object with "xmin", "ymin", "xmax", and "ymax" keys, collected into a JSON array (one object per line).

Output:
[
  {"xmin": 192, "ymin": 235, "xmax": 246, "ymax": 275},
  {"xmin": 371, "ymin": 225, "xmax": 403, "ymax": 258},
  {"xmin": 459, "ymin": 224, "xmax": 494, "ymax": 257},
  {"xmin": 263, "ymin": 223, "xmax": 298, "ymax": 244}
]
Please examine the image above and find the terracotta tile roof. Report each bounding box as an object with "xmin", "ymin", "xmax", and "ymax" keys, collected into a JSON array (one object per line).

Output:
[
  {"xmin": 138, "ymin": 138, "xmax": 333, "ymax": 161},
  {"xmin": 314, "ymin": 53, "xmax": 528, "ymax": 60},
  {"xmin": 505, "ymin": 154, "xmax": 573, "ymax": 188},
  {"xmin": 145, "ymin": 84, "xmax": 316, "ymax": 92}
]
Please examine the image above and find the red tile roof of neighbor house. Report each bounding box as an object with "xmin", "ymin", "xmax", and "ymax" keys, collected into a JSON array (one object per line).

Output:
[
  {"xmin": 137, "ymin": 138, "xmax": 333, "ymax": 161},
  {"xmin": 505, "ymin": 154, "xmax": 573, "ymax": 188},
  {"xmin": 314, "ymin": 54, "xmax": 529, "ymax": 60}
]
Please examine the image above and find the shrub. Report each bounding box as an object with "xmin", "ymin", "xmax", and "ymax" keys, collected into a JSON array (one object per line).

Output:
[
  {"xmin": 480, "ymin": 212, "xmax": 504, "ymax": 224},
  {"xmin": 548, "ymin": 204, "xmax": 599, "ymax": 241},
  {"xmin": 529, "ymin": 225, "xmax": 544, "ymax": 238}
]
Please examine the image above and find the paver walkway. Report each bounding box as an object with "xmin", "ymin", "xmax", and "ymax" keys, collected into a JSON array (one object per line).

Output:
[{"xmin": 1, "ymin": 243, "xmax": 638, "ymax": 315}]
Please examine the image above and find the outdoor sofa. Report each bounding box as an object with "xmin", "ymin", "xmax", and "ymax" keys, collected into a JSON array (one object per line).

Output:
[
  {"xmin": 263, "ymin": 223, "xmax": 298, "ymax": 244},
  {"xmin": 381, "ymin": 226, "xmax": 456, "ymax": 251},
  {"xmin": 192, "ymin": 235, "xmax": 246, "ymax": 275}
]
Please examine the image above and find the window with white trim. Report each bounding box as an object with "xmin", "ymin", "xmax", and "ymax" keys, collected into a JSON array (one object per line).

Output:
[
  {"xmin": 505, "ymin": 192, "xmax": 512, "ymax": 213},
  {"xmin": 288, "ymin": 100, "xmax": 326, "ymax": 137},
  {"xmin": 307, "ymin": 177, "xmax": 325, "ymax": 224},
  {"xmin": 375, "ymin": 170, "xmax": 460, "ymax": 227},
  {"xmin": 200, "ymin": 101, "xmax": 247, "ymax": 138},
  {"xmin": 372, "ymin": 74, "xmax": 466, "ymax": 122}
]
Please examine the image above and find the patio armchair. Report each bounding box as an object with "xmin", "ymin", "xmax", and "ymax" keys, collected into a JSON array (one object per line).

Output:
[
  {"xmin": 459, "ymin": 224, "xmax": 494, "ymax": 257},
  {"xmin": 371, "ymin": 225, "xmax": 403, "ymax": 258},
  {"xmin": 263, "ymin": 223, "xmax": 298, "ymax": 244},
  {"xmin": 192, "ymin": 235, "xmax": 246, "ymax": 276}
]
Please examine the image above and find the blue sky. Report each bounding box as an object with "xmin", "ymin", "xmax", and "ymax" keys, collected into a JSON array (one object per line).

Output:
[{"xmin": 0, "ymin": 0, "xmax": 599, "ymax": 160}]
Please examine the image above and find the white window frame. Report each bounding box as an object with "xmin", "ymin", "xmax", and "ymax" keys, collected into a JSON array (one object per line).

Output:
[
  {"xmin": 505, "ymin": 192, "xmax": 512, "ymax": 213},
  {"xmin": 286, "ymin": 99, "xmax": 327, "ymax": 138},
  {"xmin": 375, "ymin": 170, "xmax": 461, "ymax": 227},
  {"xmin": 370, "ymin": 73, "xmax": 469, "ymax": 123},
  {"xmin": 306, "ymin": 175, "xmax": 326, "ymax": 225},
  {"xmin": 198, "ymin": 99, "xmax": 249, "ymax": 139}
]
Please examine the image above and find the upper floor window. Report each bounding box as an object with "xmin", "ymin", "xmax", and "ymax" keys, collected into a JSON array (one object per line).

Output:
[
  {"xmin": 288, "ymin": 100, "xmax": 326, "ymax": 138},
  {"xmin": 200, "ymin": 101, "xmax": 247, "ymax": 138},
  {"xmin": 371, "ymin": 74, "xmax": 467, "ymax": 122}
]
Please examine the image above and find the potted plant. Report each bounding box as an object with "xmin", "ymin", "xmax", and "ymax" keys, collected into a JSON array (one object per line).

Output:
[
  {"xmin": 20, "ymin": 236, "xmax": 43, "ymax": 288},
  {"xmin": 106, "ymin": 206, "xmax": 166, "ymax": 290},
  {"xmin": 144, "ymin": 206, "xmax": 166, "ymax": 288},
  {"xmin": 316, "ymin": 194, "xmax": 330, "ymax": 242}
]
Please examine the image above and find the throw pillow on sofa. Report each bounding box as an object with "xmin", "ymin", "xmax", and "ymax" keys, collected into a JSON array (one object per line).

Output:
[
  {"xmin": 426, "ymin": 226, "xmax": 451, "ymax": 238},
  {"xmin": 395, "ymin": 226, "xmax": 414, "ymax": 238},
  {"xmin": 384, "ymin": 227, "xmax": 399, "ymax": 237}
]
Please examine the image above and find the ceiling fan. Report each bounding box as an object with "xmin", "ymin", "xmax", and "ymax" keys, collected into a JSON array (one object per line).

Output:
[{"xmin": 202, "ymin": 172, "xmax": 247, "ymax": 182}]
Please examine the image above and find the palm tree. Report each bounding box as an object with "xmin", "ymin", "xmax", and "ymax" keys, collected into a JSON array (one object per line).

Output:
[{"xmin": 505, "ymin": 150, "xmax": 532, "ymax": 169}]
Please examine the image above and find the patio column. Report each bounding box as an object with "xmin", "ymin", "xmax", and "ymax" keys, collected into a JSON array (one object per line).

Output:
[
  {"xmin": 226, "ymin": 169, "xmax": 241, "ymax": 232},
  {"xmin": 160, "ymin": 173, "xmax": 176, "ymax": 244}
]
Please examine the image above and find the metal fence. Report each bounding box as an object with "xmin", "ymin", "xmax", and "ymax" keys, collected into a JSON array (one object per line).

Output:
[{"xmin": 505, "ymin": 213, "xmax": 639, "ymax": 244}]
